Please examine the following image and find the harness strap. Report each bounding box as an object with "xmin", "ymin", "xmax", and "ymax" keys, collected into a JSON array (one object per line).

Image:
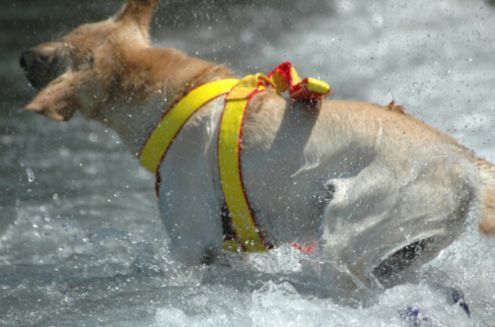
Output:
[
  {"xmin": 139, "ymin": 62, "xmax": 330, "ymax": 253},
  {"xmin": 218, "ymin": 66, "xmax": 330, "ymax": 251},
  {"xmin": 219, "ymin": 78, "xmax": 270, "ymax": 252},
  {"xmin": 140, "ymin": 78, "xmax": 240, "ymax": 172}
]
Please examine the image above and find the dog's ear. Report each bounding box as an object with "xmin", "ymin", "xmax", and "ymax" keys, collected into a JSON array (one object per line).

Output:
[
  {"xmin": 24, "ymin": 71, "xmax": 93, "ymax": 121},
  {"xmin": 115, "ymin": 0, "xmax": 160, "ymax": 33}
]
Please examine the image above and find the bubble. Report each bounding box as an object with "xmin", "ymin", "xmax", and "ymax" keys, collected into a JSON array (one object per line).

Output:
[{"xmin": 25, "ymin": 168, "xmax": 35, "ymax": 183}]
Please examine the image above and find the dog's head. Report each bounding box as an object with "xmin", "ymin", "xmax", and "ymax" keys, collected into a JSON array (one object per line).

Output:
[{"xmin": 20, "ymin": 0, "xmax": 160, "ymax": 121}]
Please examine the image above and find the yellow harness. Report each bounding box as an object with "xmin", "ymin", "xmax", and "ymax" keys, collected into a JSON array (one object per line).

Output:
[{"xmin": 140, "ymin": 62, "xmax": 330, "ymax": 252}]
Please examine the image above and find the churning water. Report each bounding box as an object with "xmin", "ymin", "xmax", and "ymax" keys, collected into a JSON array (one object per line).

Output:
[{"xmin": 1, "ymin": 0, "xmax": 495, "ymax": 326}]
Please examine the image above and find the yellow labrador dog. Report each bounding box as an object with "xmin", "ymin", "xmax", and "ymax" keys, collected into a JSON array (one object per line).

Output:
[{"xmin": 20, "ymin": 0, "xmax": 494, "ymax": 287}]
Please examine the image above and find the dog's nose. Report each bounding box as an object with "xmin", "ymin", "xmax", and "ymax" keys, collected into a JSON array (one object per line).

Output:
[
  {"xmin": 20, "ymin": 49, "xmax": 34, "ymax": 69},
  {"xmin": 20, "ymin": 49, "xmax": 49, "ymax": 69}
]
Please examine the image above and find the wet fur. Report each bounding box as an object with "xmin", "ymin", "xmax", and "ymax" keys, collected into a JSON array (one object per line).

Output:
[{"xmin": 20, "ymin": 0, "xmax": 495, "ymax": 287}]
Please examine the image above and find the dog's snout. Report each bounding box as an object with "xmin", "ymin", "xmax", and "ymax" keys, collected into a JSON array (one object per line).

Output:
[
  {"xmin": 20, "ymin": 49, "xmax": 51, "ymax": 70},
  {"xmin": 20, "ymin": 49, "xmax": 34, "ymax": 69},
  {"xmin": 20, "ymin": 46, "xmax": 67, "ymax": 90}
]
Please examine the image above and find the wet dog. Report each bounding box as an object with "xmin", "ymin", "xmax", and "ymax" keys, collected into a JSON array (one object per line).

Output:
[{"xmin": 19, "ymin": 0, "xmax": 495, "ymax": 292}]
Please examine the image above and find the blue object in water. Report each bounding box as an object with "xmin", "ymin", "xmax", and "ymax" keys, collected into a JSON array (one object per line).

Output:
[{"xmin": 399, "ymin": 307, "xmax": 433, "ymax": 327}]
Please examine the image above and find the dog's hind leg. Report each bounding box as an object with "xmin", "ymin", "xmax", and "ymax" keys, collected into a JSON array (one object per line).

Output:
[{"xmin": 319, "ymin": 152, "xmax": 477, "ymax": 286}]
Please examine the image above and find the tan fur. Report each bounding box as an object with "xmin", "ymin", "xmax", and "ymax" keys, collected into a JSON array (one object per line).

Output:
[
  {"xmin": 25, "ymin": 71, "xmax": 94, "ymax": 121},
  {"xmin": 475, "ymin": 159, "xmax": 495, "ymax": 234},
  {"xmin": 115, "ymin": 0, "xmax": 160, "ymax": 40}
]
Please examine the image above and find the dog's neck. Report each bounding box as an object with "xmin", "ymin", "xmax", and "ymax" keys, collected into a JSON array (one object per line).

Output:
[{"xmin": 92, "ymin": 47, "xmax": 233, "ymax": 156}]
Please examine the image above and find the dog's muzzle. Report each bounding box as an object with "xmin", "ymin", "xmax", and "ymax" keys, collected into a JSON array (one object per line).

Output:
[{"xmin": 20, "ymin": 48, "xmax": 66, "ymax": 90}]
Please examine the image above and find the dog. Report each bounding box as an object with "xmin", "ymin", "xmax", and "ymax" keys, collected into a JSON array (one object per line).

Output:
[{"xmin": 19, "ymin": 0, "xmax": 495, "ymax": 292}]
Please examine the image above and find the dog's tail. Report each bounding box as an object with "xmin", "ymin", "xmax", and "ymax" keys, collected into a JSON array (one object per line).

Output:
[{"xmin": 476, "ymin": 159, "xmax": 495, "ymax": 234}]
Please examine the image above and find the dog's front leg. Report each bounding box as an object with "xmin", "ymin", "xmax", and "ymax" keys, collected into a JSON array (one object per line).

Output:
[
  {"xmin": 158, "ymin": 161, "xmax": 224, "ymax": 265},
  {"xmin": 156, "ymin": 107, "xmax": 225, "ymax": 265}
]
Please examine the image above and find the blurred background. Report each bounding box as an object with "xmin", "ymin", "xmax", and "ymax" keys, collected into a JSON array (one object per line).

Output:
[{"xmin": 1, "ymin": 0, "xmax": 495, "ymax": 326}]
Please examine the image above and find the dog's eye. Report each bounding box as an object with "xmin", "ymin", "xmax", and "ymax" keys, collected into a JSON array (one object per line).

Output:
[
  {"xmin": 72, "ymin": 53, "xmax": 94, "ymax": 70},
  {"xmin": 63, "ymin": 44, "xmax": 94, "ymax": 70},
  {"xmin": 373, "ymin": 238, "xmax": 435, "ymax": 281},
  {"xmin": 68, "ymin": 55, "xmax": 93, "ymax": 70},
  {"xmin": 86, "ymin": 55, "xmax": 95, "ymax": 67}
]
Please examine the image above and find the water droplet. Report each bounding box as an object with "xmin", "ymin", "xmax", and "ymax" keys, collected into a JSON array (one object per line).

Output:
[
  {"xmin": 88, "ymin": 133, "xmax": 98, "ymax": 143},
  {"xmin": 26, "ymin": 168, "xmax": 35, "ymax": 183}
]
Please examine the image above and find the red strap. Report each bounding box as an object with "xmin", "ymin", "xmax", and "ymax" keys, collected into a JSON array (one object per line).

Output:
[
  {"xmin": 291, "ymin": 241, "xmax": 317, "ymax": 254},
  {"xmin": 267, "ymin": 62, "xmax": 330, "ymax": 103}
]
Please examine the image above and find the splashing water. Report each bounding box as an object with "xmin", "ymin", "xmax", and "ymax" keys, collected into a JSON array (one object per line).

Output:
[{"xmin": 1, "ymin": 0, "xmax": 495, "ymax": 326}]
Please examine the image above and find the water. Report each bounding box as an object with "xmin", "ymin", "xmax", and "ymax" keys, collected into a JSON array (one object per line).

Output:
[{"xmin": 1, "ymin": 0, "xmax": 495, "ymax": 326}]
